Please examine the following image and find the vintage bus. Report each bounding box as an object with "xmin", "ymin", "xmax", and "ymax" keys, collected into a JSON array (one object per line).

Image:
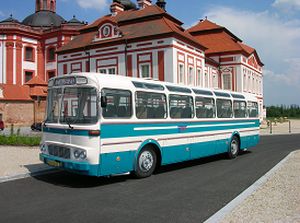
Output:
[{"xmin": 40, "ymin": 73, "xmax": 260, "ymax": 178}]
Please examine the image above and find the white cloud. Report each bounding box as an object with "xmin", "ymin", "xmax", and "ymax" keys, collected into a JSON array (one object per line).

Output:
[
  {"xmin": 273, "ymin": 0, "xmax": 300, "ymax": 11},
  {"xmin": 76, "ymin": 0, "xmax": 108, "ymax": 11},
  {"xmin": 200, "ymin": 6, "xmax": 300, "ymax": 104}
]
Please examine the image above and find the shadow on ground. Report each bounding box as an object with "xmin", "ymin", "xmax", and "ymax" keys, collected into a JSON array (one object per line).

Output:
[{"xmin": 31, "ymin": 151, "xmax": 252, "ymax": 189}]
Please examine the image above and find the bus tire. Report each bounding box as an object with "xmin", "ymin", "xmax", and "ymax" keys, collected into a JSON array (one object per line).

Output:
[
  {"xmin": 227, "ymin": 135, "xmax": 240, "ymax": 159},
  {"xmin": 134, "ymin": 145, "xmax": 157, "ymax": 178}
]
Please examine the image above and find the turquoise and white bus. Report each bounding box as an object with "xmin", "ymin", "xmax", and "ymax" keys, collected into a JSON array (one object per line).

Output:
[{"xmin": 40, "ymin": 73, "xmax": 260, "ymax": 178}]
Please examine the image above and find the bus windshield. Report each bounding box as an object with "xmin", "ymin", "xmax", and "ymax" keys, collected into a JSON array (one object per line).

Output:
[{"xmin": 46, "ymin": 87, "xmax": 99, "ymax": 124}]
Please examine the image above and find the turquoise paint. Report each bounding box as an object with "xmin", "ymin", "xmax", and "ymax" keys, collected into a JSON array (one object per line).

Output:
[
  {"xmin": 40, "ymin": 153, "xmax": 99, "ymax": 176},
  {"xmin": 99, "ymin": 151, "xmax": 135, "ymax": 176},
  {"xmin": 40, "ymin": 133, "xmax": 259, "ymax": 177}
]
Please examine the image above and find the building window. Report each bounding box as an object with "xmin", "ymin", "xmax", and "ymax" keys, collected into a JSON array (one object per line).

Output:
[
  {"xmin": 25, "ymin": 71, "xmax": 33, "ymax": 83},
  {"xmin": 188, "ymin": 66, "xmax": 194, "ymax": 86},
  {"xmin": 43, "ymin": 0, "xmax": 47, "ymax": 10},
  {"xmin": 204, "ymin": 72, "xmax": 209, "ymax": 88},
  {"xmin": 63, "ymin": 64, "xmax": 68, "ymax": 74},
  {"xmin": 48, "ymin": 71, "xmax": 55, "ymax": 80},
  {"xmin": 222, "ymin": 73, "xmax": 232, "ymax": 90},
  {"xmin": 243, "ymin": 74, "xmax": 247, "ymax": 92},
  {"xmin": 47, "ymin": 47, "xmax": 56, "ymax": 62},
  {"xmin": 212, "ymin": 74, "xmax": 218, "ymax": 89},
  {"xmin": 197, "ymin": 68, "xmax": 201, "ymax": 86},
  {"xmin": 25, "ymin": 47, "xmax": 34, "ymax": 61},
  {"xmin": 178, "ymin": 63, "xmax": 184, "ymax": 84},
  {"xmin": 139, "ymin": 64, "xmax": 151, "ymax": 79},
  {"xmin": 98, "ymin": 67, "xmax": 116, "ymax": 74}
]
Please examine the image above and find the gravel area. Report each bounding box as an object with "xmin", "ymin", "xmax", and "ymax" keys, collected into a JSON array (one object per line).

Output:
[
  {"xmin": 261, "ymin": 119, "xmax": 300, "ymax": 135},
  {"xmin": 220, "ymin": 150, "xmax": 300, "ymax": 223},
  {"xmin": 0, "ymin": 146, "xmax": 49, "ymax": 178}
]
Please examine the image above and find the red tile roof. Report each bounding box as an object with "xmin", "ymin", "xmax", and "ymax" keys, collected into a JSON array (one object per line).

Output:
[
  {"xmin": 188, "ymin": 19, "xmax": 223, "ymax": 33},
  {"xmin": 58, "ymin": 5, "xmax": 206, "ymax": 53},
  {"xmin": 25, "ymin": 75, "xmax": 48, "ymax": 86},
  {"xmin": 0, "ymin": 84, "xmax": 32, "ymax": 101},
  {"xmin": 187, "ymin": 19, "xmax": 263, "ymax": 66}
]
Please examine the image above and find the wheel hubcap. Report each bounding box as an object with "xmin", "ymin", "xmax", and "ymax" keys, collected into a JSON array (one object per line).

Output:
[
  {"xmin": 139, "ymin": 151, "xmax": 154, "ymax": 172},
  {"xmin": 231, "ymin": 140, "xmax": 238, "ymax": 155}
]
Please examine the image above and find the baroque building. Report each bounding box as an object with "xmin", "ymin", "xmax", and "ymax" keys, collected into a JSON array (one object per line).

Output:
[
  {"xmin": 57, "ymin": 0, "xmax": 263, "ymax": 117},
  {"xmin": 0, "ymin": 0, "xmax": 264, "ymax": 127},
  {"xmin": 0, "ymin": 0, "xmax": 85, "ymax": 126}
]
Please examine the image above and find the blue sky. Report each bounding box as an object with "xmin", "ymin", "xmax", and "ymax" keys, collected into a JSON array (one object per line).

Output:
[{"xmin": 1, "ymin": 0, "xmax": 300, "ymax": 105}]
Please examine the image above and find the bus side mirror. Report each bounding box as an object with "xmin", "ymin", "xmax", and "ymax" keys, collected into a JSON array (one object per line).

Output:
[{"xmin": 101, "ymin": 96, "xmax": 107, "ymax": 108}]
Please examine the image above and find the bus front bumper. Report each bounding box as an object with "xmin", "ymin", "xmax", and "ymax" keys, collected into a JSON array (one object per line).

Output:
[{"xmin": 39, "ymin": 153, "xmax": 99, "ymax": 177}]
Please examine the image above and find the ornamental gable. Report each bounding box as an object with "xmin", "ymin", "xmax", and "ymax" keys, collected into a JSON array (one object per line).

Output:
[{"xmin": 94, "ymin": 22, "xmax": 121, "ymax": 41}]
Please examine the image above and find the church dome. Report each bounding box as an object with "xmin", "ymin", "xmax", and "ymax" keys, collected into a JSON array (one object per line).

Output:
[
  {"xmin": 22, "ymin": 11, "xmax": 66, "ymax": 27},
  {"xmin": 114, "ymin": 0, "xmax": 137, "ymax": 10}
]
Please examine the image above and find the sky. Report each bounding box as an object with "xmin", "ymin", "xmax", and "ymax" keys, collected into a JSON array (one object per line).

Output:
[{"xmin": 0, "ymin": 0, "xmax": 300, "ymax": 105}]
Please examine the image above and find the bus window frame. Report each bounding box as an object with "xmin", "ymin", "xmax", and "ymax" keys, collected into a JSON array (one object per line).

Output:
[
  {"xmin": 135, "ymin": 91, "xmax": 168, "ymax": 120},
  {"xmin": 101, "ymin": 88, "xmax": 133, "ymax": 120}
]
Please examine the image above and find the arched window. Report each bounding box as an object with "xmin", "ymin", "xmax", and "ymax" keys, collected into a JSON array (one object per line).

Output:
[
  {"xmin": 43, "ymin": 0, "xmax": 47, "ymax": 10},
  {"xmin": 36, "ymin": 0, "xmax": 41, "ymax": 11},
  {"xmin": 25, "ymin": 47, "xmax": 34, "ymax": 61},
  {"xmin": 47, "ymin": 47, "xmax": 56, "ymax": 62},
  {"xmin": 50, "ymin": 0, "xmax": 54, "ymax": 11}
]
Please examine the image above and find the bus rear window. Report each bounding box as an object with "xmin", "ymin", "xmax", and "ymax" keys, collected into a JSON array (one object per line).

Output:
[{"xmin": 102, "ymin": 89, "xmax": 132, "ymax": 119}]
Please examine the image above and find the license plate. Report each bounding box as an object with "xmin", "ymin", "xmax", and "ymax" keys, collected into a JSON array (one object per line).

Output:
[{"xmin": 46, "ymin": 160, "xmax": 62, "ymax": 167}]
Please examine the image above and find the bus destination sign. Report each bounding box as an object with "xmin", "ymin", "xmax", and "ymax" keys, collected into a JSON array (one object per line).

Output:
[{"xmin": 54, "ymin": 77, "xmax": 76, "ymax": 86}]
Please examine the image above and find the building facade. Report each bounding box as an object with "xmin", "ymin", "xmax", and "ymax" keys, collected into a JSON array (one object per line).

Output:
[
  {"xmin": 57, "ymin": 0, "xmax": 264, "ymax": 118},
  {"xmin": 0, "ymin": 0, "xmax": 264, "ymax": 127},
  {"xmin": 0, "ymin": 0, "xmax": 84, "ymax": 126}
]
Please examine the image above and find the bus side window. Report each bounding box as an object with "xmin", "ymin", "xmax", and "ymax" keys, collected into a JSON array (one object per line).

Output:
[
  {"xmin": 102, "ymin": 89, "xmax": 132, "ymax": 119},
  {"xmin": 136, "ymin": 91, "xmax": 167, "ymax": 119},
  {"xmin": 248, "ymin": 101, "xmax": 259, "ymax": 118},
  {"xmin": 195, "ymin": 97, "xmax": 215, "ymax": 118},
  {"xmin": 233, "ymin": 101, "xmax": 247, "ymax": 118},
  {"xmin": 169, "ymin": 94, "xmax": 194, "ymax": 119},
  {"xmin": 216, "ymin": 99, "xmax": 233, "ymax": 118}
]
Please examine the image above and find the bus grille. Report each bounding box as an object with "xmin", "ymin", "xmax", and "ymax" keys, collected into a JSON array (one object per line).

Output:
[{"xmin": 48, "ymin": 145, "xmax": 71, "ymax": 159}]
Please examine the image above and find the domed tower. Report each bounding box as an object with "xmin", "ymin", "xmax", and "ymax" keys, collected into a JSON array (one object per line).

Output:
[
  {"xmin": 22, "ymin": 0, "xmax": 65, "ymax": 27},
  {"xmin": 36, "ymin": 0, "xmax": 56, "ymax": 12}
]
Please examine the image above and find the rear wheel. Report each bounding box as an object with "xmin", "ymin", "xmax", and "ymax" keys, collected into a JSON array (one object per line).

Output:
[
  {"xmin": 134, "ymin": 146, "xmax": 157, "ymax": 178},
  {"xmin": 227, "ymin": 136, "xmax": 240, "ymax": 159}
]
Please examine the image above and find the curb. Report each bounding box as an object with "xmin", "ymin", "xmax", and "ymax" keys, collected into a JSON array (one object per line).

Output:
[
  {"xmin": 0, "ymin": 168, "xmax": 58, "ymax": 184},
  {"xmin": 204, "ymin": 150, "xmax": 296, "ymax": 223}
]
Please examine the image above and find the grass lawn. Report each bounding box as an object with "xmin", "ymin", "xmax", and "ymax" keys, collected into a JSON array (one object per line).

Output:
[{"xmin": 0, "ymin": 135, "xmax": 41, "ymax": 146}]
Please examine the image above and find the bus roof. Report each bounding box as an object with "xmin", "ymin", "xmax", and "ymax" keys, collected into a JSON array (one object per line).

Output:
[{"xmin": 52, "ymin": 72, "xmax": 258, "ymax": 102}]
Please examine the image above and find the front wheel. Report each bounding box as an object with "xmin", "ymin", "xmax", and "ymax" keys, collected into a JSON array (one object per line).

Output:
[
  {"xmin": 227, "ymin": 136, "xmax": 240, "ymax": 159},
  {"xmin": 134, "ymin": 146, "xmax": 157, "ymax": 178}
]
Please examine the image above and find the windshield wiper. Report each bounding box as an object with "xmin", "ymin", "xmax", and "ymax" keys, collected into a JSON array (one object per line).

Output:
[{"xmin": 65, "ymin": 117, "xmax": 74, "ymax": 129}]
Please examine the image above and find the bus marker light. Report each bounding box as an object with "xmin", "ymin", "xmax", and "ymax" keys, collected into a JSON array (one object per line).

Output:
[
  {"xmin": 116, "ymin": 156, "xmax": 121, "ymax": 161},
  {"xmin": 89, "ymin": 130, "xmax": 101, "ymax": 136}
]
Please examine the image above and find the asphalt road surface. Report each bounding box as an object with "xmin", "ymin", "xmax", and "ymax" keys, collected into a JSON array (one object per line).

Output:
[{"xmin": 0, "ymin": 135, "xmax": 299, "ymax": 223}]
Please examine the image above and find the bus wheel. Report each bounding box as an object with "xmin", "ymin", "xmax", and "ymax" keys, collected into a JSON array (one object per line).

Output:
[
  {"xmin": 134, "ymin": 146, "xmax": 157, "ymax": 178},
  {"xmin": 228, "ymin": 136, "xmax": 240, "ymax": 159}
]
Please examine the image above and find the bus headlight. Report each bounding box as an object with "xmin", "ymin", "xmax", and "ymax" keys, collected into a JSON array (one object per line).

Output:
[
  {"xmin": 73, "ymin": 149, "xmax": 87, "ymax": 160},
  {"xmin": 40, "ymin": 143, "xmax": 47, "ymax": 153}
]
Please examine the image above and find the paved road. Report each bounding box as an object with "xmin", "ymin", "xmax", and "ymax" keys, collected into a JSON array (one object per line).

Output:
[{"xmin": 0, "ymin": 135, "xmax": 299, "ymax": 223}]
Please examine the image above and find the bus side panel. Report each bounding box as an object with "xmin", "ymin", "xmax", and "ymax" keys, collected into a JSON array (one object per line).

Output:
[
  {"xmin": 162, "ymin": 144, "xmax": 190, "ymax": 165},
  {"xmin": 190, "ymin": 140, "xmax": 216, "ymax": 159},
  {"xmin": 215, "ymin": 138, "xmax": 229, "ymax": 154},
  {"xmin": 99, "ymin": 151, "xmax": 135, "ymax": 176}
]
